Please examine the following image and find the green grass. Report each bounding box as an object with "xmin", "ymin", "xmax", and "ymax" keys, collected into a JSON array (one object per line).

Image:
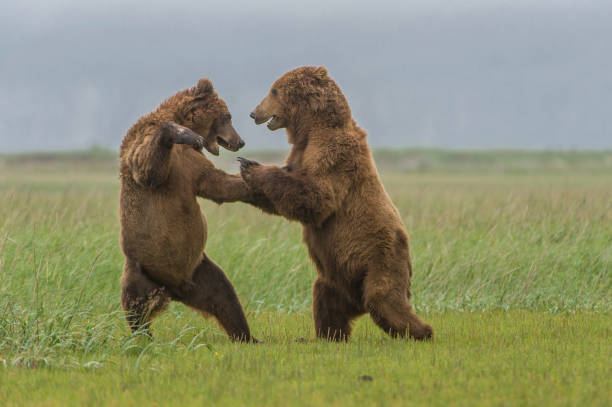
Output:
[
  {"xmin": 2, "ymin": 312, "xmax": 610, "ymax": 406},
  {"xmin": 0, "ymin": 150, "xmax": 611, "ymax": 406}
]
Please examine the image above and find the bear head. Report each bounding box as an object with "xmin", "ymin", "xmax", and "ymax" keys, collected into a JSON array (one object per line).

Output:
[
  {"xmin": 175, "ymin": 78, "xmax": 244, "ymax": 156},
  {"xmin": 250, "ymin": 66, "xmax": 351, "ymax": 134}
]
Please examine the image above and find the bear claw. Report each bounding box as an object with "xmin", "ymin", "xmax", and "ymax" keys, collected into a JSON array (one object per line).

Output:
[{"xmin": 237, "ymin": 157, "xmax": 261, "ymax": 175}]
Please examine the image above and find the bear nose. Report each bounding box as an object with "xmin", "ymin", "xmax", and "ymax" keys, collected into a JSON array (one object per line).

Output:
[
  {"xmin": 249, "ymin": 111, "xmax": 256, "ymax": 119},
  {"xmin": 238, "ymin": 140, "xmax": 245, "ymax": 148}
]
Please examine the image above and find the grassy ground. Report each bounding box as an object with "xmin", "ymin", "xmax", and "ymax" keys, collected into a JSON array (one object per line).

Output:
[{"xmin": 0, "ymin": 150, "xmax": 611, "ymax": 406}]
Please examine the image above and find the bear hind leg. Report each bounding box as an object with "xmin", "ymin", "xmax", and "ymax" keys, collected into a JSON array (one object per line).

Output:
[
  {"xmin": 121, "ymin": 260, "xmax": 171, "ymax": 338},
  {"xmin": 313, "ymin": 279, "xmax": 362, "ymax": 341},
  {"xmin": 363, "ymin": 275, "xmax": 433, "ymax": 341},
  {"xmin": 176, "ymin": 255, "xmax": 254, "ymax": 342}
]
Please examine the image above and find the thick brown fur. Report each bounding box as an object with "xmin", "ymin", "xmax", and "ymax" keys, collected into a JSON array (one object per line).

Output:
[
  {"xmin": 119, "ymin": 78, "xmax": 255, "ymax": 342},
  {"xmin": 239, "ymin": 66, "xmax": 433, "ymax": 341}
]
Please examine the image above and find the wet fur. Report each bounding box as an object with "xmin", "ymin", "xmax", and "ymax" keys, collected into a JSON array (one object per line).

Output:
[
  {"xmin": 119, "ymin": 79, "xmax": 255, "ymax": 341},
  {"xmin": 240, "ymin": 66, "xmax": 433, "ymax": 341}
]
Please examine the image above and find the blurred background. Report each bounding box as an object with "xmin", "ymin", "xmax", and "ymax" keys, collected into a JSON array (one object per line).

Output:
[{"xmin": 1, "ymin": 0, "xmax": 611, "ymax": 153}]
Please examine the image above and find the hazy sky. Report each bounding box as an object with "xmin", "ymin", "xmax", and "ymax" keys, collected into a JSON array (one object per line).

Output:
[{"xmin": 1, "ymin": 0, "xmax": 611, "ymax": 152}]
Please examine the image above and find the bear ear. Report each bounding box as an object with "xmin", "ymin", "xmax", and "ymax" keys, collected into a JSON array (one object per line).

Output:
[
  {"xmin": 194, "ymin": 78, "xmax": 214, "ymax": 96},
  {"xmin": 313, "ymin": 66, "xmax": 328, "ymax": 81}
]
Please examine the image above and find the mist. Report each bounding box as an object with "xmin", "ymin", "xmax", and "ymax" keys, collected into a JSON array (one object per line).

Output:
[{"xmin": 1, "ymin": 0, "xmax": 611, "ymax": 152}]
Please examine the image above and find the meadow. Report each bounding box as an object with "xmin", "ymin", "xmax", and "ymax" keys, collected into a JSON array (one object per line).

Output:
[{"xmin": 0, "ymin": 150, "xmax": 610, "ymax": 406}]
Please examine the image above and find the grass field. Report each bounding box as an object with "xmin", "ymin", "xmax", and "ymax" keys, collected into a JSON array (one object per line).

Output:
[{"xmin": 0, "ymin": 150, "xmax": 611, "ymax": 406}]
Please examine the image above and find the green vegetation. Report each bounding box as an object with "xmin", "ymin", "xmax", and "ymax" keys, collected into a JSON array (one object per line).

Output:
[{"xmin": 0, "ymin": 150, "xmax": 610, "ymax": 406}]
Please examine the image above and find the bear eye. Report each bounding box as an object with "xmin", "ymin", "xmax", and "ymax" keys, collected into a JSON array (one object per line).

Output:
[{"xmin": 271, "ymin": 88, "xmax": 278, "ymax": 97}]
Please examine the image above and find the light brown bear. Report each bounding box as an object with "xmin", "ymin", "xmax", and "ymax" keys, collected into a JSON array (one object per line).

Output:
[
  {"xmin": 238, "ymin": 66, "xmax": 433, "ymax": 341},
  {"xmin": 119, "ymin": 78, "xmax": 256, "ymax": 342}
]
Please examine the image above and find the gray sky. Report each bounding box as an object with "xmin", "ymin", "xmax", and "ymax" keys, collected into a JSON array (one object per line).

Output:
[{"xmin": 1, "ymin": 0, "xmax": 611, "ymax": 152}]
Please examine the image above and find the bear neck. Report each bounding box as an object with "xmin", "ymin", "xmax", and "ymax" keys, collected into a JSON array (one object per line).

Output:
[{"xmin": 286, "ymin": 112, "xmax": 349, "ymax": 146}]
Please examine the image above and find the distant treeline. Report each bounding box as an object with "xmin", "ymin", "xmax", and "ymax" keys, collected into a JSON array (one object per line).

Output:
[{"xmin": 1, "ymin": 148, "xmax": 611, "ymax": 173}]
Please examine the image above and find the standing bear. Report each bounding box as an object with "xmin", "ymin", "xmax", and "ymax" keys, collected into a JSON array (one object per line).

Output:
[
  {"xmin": 119, "ymin": 78, "xmax": 255, "ymax": 342},
  {"xmin": 238, "ymin": 66, "xmax": 433, "ymax": 341}
]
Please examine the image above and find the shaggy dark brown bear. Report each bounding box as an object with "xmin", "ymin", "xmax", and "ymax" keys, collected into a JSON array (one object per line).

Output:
[
  {"xmin": 238, "ymin": 66, "xmax": 433, "ymax": 341},
  {"xmin": 119, "ymin": 78, "xmax": 255, "ymax": 341}
]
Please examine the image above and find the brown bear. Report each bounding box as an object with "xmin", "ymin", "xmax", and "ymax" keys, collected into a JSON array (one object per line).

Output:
[
  {"xmin": 119, "ymin": 78, "xmax": 255, "ymax": 342},
  {"xmin": 238, "ymin": 66, "xmax": 433, "ymax": 341}
]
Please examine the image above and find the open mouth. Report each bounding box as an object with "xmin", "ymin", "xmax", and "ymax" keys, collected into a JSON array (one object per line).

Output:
[
  {"xmin": 265, "ymin": 116, "xmax": 279, "ymax": 130},
  {"xmin": 216, "ymin": 136, "xmax": 237, "ymax": 151},
  {"xmin": 253, "ymin": 112, "xmax": 282, "ymax": 130},
  {"xmin": 254, "ymin": 114, "xmax": 272, "ymax": 125}
]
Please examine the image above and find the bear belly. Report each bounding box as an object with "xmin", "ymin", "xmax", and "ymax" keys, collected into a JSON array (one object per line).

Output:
[
  {"xmin": 120, "ymin": 186, "xmax": 206, "ymax": 285},
  {"xmin": 303, "ymin": 210, "xmax": 403, "ymax": 282},
  {"xmin": 303, "ymin": 220, "xmax": 366, "ymax": 281}
]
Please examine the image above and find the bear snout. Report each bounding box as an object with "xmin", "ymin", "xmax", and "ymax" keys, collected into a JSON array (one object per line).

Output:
[{"xmin": 250, "ymin": 108, "xmax": 274, "ymax": 125}]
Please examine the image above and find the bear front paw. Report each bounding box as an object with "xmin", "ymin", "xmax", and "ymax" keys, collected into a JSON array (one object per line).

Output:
[
  {"xmin": 237, "ymin": 157, "xmax": 262, "ymax": 180},
  {"xmin": 189, "ymin": 134, "xmax": 205, "ymax": 151},
  {"xmin": 162, "ymin": 122, "xmax": 204, "ymax": 151},
  {"xmin": 176, "ymin": 129, "xmax": 204, "ymax": 151}
]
